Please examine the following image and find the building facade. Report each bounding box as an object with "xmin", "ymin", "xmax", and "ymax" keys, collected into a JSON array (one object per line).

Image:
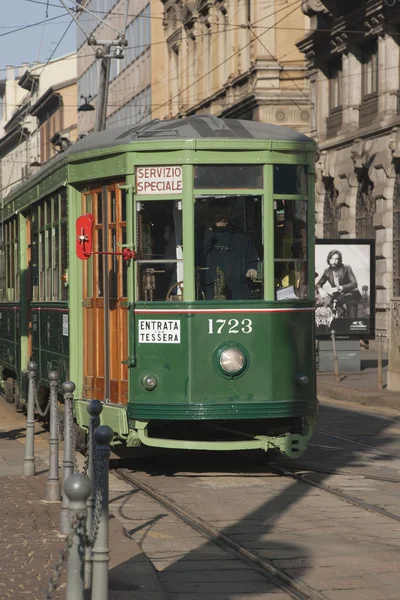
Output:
[
  {"xmin": 298, "ymin": 0, "xmax": 400, "ymax": 343},
  {"xmin": 76, "ymin": 0, "xmax": 167, "ymax": 134},
  {"xmin": 160, "ymin": 0, "xmax": 310, "ymax": 130},
  {"xmin": 0, "ymin": 53, "xmax": 77, "ymax": 202}
]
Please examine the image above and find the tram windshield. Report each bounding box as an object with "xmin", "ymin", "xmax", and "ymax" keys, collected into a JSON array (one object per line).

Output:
[
  {"xmin": 195, "ymin": 195, "xmax": 263, "ymax": 301},
  {"xmin": 136, "ymin": 200, "xmax": 183, "ymax": 301}
]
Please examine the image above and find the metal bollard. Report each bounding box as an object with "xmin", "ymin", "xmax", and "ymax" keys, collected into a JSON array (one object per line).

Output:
[
  {"xmin": 60, "ymin": 381, "xmax": 76, "ymax": 534},
  {"xmin": 331, "ymin": 330, "xmax": 340, "ymax": 382},
  {"xmin": 84, "ymin": 399, "xmax": 103, "ymax": 589},
  {"xmin": 377, "ymin": 333, "xmax": 383, "ymax": 390},
  {"xmin": 46, "ymin": 371, "xmax": 61, "ymax": 501},
  {"xmin": 64, "ymin": 473, "xmax": 92, "ymax": 600},
  {"xmin": 23, "ymin": 361, "xmax": 37, "ymax": 476},
  {"xmin": 91, "ymin": 425, "xmax": 114, "ymax": 600}
]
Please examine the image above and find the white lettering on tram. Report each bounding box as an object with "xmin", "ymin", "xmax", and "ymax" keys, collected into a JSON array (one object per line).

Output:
[
  {"xmin": 138, "ymin": 319, "xmax": 181, "ymax": 343},
  {"xmin": 136, "ymin": 166, "xmax": 183, "ymax": 195}
]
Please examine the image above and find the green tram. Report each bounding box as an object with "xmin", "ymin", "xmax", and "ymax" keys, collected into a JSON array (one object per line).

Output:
[{"xmin": 0, "ymin": 116, "xmax": 317, "ymax": 458}]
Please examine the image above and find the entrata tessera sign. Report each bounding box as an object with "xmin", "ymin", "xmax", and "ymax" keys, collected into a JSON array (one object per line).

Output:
[{"xmin": 136, "ymin": 166, "xmax": 183, "ymax": 195}]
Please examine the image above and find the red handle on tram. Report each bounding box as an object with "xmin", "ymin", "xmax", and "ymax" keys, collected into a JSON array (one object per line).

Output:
[{"xmin": 76, "ymin": 214, "xmax": 136, "ymax": 262}]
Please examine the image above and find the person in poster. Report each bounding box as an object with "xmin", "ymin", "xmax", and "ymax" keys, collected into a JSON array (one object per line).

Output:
[
  {"xmin": 315, "ymin": 241, "xmax": 374, "ymax": 339},
  {"xmin": 316, "ymin": 249, "xmax": 361, "ymax": 319}
]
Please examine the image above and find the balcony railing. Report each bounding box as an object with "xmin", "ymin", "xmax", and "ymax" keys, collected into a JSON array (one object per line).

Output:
[
  {"xmin": 326, "ymin": 107, "xmax": 343, "ymax": 138},
  {"xmin": 359, "ymin": 93, "xmax": 378, "ymax": 127}
]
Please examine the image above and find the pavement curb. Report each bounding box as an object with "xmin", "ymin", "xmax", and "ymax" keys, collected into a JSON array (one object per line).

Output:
[{"xmin": 318, "ymin": 379, "xmax": 400, "ymax": 410}]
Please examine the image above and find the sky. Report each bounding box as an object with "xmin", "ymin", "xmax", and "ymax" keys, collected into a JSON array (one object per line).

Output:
[{"xmin": 0, "ymin": 0, "xmax": 76, "ymax": 75}]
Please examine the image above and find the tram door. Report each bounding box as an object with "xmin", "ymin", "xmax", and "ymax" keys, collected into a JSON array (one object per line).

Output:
[{"xmin": 82, "ymin": 184, "xmax": 128, "ymax": 404}]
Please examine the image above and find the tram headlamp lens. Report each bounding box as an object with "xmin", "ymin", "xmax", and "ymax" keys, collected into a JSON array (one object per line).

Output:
[
  {"xmin": 219, "ymin": 348, "xmax": 245, "ymax": 374},
  {"xmin": 142, "ymin": 375, "xmax": 157, "ymax": 390},
  {"xmin": 296, "ymin": 374, "xmax": 309, "ymax": 386}
]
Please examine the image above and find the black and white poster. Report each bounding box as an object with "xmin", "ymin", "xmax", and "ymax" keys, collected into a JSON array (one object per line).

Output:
[{"xmin": 315, "ymin": 240, "xmax": 375, "ymax": 340}]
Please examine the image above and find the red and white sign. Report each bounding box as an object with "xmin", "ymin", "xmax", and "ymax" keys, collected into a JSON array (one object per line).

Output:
[{"xmin": 136, "ymin": 166, "xmax": 183, "ymax": 195}]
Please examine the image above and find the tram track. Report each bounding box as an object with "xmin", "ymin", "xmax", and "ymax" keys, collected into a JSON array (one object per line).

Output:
[
  {"xmin": 314, "ymin": 428, "xmax": 400, "ymax": 459},
  {"xmin": 115, "ymin": 468, "xmax": 327, "ymax": 600},
  {"xmin": 270, "ymin": 464, "xmax": 400, "ymax": 523}
]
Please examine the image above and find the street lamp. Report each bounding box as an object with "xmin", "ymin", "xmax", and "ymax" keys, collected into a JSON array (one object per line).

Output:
[{"xmin": 78, "ymin": 95, "xmax": 95, "ymax": 112}]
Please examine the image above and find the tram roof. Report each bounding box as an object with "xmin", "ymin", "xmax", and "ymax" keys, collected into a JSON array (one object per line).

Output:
[{"xmin": 69, "ymin": 115, "xmax": 313, "ymax": 155}]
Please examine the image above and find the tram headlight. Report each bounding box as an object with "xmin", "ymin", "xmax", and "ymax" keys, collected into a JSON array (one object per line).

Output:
[
  {"xmin": 296, "ymin": 374, "xmax": 309, "ymax": 386},
  {"xmin": 219, "ymin": 348, "xmax": 245, "ymax": 374},
  {"xmin": 142, "ymin": 375, "xmax": 157, "ymax": 390}
]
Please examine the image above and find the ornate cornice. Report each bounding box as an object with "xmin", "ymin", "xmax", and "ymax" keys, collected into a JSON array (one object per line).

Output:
[
  {"xmin": 301, "ymin": 0, "xmax": 329, "ymax": 17},
  {"xmin": 351, "ymin": 138, "xmax": 369, "ymax": 172}
]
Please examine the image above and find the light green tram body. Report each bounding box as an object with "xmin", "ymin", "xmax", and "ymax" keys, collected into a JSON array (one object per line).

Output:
[{"xmin": 0, "ymin": 119, "xmax": 317, "ymax": 457}]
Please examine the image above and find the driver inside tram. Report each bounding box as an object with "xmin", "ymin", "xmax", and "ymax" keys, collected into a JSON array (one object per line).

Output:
[{"xmin": 197, "ymin": 200, "xmax": 259, "ymax": 300}]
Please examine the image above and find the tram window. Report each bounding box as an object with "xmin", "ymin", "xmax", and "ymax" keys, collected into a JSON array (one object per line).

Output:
[
  {"xmin": 136, "ymin": 200, "xmax": 183, "ymax": 301},
  {"xmin": 60, "ymin": 222, "xmax": 68, "ymax": 301},
  {"xmin": 194, "ymin": 195, "xmax": 263, "ymax": 301},
  {"xmin": 2, "ymin": 219, "xmax": 18, "ymax": 302},
  {"xmin": 274, "ymin": 165, "xmax": 307, "ymax": 195},
  {"xmin": 31, "ymin": 192, "xmax": 68, "ymax": 302},
  {"xmin": 194, "ymin": 165, "xmax": 263, "ymax": 189},
  {"xmin": 274, "ymin": 200, "xmax": 308, "ymax": 300}
]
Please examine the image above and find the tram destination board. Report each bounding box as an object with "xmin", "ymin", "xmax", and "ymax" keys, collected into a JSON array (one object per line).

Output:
[
  {"xmin": 136, "ymin": 166, "xmax": 183, "ymax": 195},
  {"xmin": 315, "ymin": 239, "xmax": 375, "ymax": 340}
]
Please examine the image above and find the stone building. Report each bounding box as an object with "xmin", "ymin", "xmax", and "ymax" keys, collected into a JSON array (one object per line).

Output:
[
  {"xmin": 160, "ymin": 0, "xmax": 310, "ymax": 131},
  {"xmin": 297, "ymin": 0, "xmax": 400, "ymax": 343},
  {"xmin": 76, "ymin": 0, "xmax": 167, "ymax": 134},
  {"xmin": 0, "ymin": 53, "xmax": 77, "ymax": 202}
]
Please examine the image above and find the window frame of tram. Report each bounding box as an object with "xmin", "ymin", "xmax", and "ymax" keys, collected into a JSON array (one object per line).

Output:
[
  {"xmin": 135, "ymin": 199, "xmax": 183, "ymax": 302},
  {"xmin": 82, "ymin": 185, "xmax": 128, "ymax": 302},
  {"xmin": 192, "ymin": 163, "xmax": 309, "ymax": 302},
  {"xmin": 0, "ymin": 217, "xmax": 19, "ymax": 302},
  {"xmin": 273, "ymin": 164, "xmax": 309, "ymax": 301},
  {"xmin": 30, "ymin": 190, "xmax": 68, "ymax": 303},
  {"xmin": 193, "ymin": 164, "xmax": 264, "ymax": 302}
]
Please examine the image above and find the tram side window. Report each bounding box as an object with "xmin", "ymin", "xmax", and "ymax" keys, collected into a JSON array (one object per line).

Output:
[
  {"xmin": 31, "ymin": 191, "xmax": 68, "ymax": 302},
  {"xmin": 274, "ymin": 200, "xmax": 308, "ymax": 300},
  {"xmin": 136, "ymin": 200, "xmax": 183, "ymax": 301},
  {"xmin": 194, "ymin": 195, "xmax": 263, "ymax": 301},
  {"xmin": 0, "ymin": 219, "xmax": 19, "ymax": 302}
]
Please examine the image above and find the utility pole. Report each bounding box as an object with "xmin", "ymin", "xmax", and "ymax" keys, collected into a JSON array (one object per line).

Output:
[
  {"xmin": 59, "ymin": 0, "xmax": 128, "ymax": 133},
  {"xmin": 88, "ymin": 39, "xmax": 127, "ymax": 133}
]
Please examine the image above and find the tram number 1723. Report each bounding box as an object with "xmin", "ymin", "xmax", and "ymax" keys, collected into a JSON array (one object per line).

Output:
[{"xmin": 208, "ymin": 319, "xmax": 253, "ymax": 334}]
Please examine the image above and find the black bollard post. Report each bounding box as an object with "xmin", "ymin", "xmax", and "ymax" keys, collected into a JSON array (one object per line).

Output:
[
  {"xmin": 84, "ymin": 399, "xmax": 103, "ymax": 589},
  {"xmin": 91, "ymin": 425, "xmax": 114, "ymax": 600}
]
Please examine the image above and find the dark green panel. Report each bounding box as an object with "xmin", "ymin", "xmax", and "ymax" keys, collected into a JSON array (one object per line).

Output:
[
  {"xmin": 128, "ymin": 301, "xmax": 317, "ymax": 421},
  {"xmin": 30, "ymin": 304, "xmax": 69, "ymax": 384},
  {"xmin": 0, "ymin": 306, "xmax": 19, "ymax": 373}
]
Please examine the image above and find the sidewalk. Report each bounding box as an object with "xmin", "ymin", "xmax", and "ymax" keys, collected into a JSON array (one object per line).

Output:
[
  {"xmin": 317, "ymin": 348, "xmax": 400, "ymax": 411},
  {"xmin": 0, "ymin": 398, "xmax": 167, "ymax": 600}
]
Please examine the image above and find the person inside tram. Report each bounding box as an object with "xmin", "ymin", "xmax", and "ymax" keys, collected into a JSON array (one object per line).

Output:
[{"xmin": 197, "ymin": 200, "xmax": 259, "ymax": 300}]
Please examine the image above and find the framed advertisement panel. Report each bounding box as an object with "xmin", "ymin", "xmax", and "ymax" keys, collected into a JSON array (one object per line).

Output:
[{"xmin": 315, "ymin": 240, "xmax": 375, "ymax": 340}]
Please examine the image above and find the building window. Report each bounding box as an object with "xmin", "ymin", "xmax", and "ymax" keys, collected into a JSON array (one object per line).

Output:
[
  {"xmin": 362, "ymin": 40, "xmax": 378, "ymax": 98},
  {"xmin": 329, "ymin": 59, "xmax": 342, "ymax": 111},
  {"xmin": 356, "ymin": 174, "xmax": 375, "ymax": 239},
  {"xmin": 323, "ymin": 179, "xmax": 340, "ymax": 238}
]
